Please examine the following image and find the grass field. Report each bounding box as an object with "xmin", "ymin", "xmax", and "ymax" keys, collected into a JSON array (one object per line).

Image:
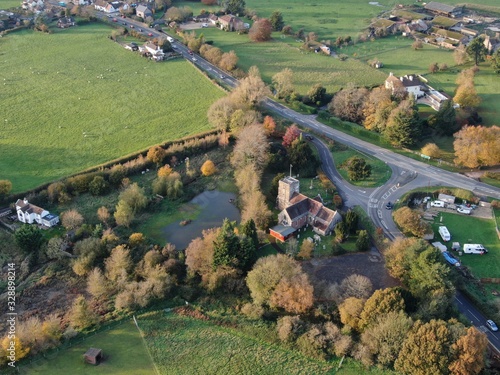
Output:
[
  {"xmin": 1, "ymin": 1, "xmax": 21, "ymax": 8},
  {"xmin": 138, "ymin": 310, "xmax": 393, "ymax": 375},
  {"xmin": 0, "ymin": 24, "xmax": 223, "ymax": 193},
  {"xmin": 20, "ymin": 321, "xmax": 156, "ymax": 375},
  {"xmin": 431, "ymin": 212, "xmax": 500, "ymax": 279}
]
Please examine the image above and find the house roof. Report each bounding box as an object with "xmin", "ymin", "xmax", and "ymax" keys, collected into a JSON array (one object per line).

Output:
[
  {"xmin": 424, "ymin": 2, "xmax": 458, "ymax": 14},
  {"xmin": 399, "ymin": 74, "xmax": 422, "ymax": 87},
  {"xmin": 85, "ymin": 348, "xmax": 102, "ymax": 358},
  {"xmin": 431, "ymin": 27, "xmax": 464, "ymax": 41},
  {"xmin": 15, "ymin": 199, "xmax": 46, "ymax": 215},
  {"xmin": 136, "ymin": 4, "xmax": 151, "ymax": 13},
  {"xmin": 94, "ymin": 0, "xmax": 107, "ymax": 7},
  {"xmin": 316, "ymin": 207, "xmax": 336, "ymax": 223},
  {"xmin": 385, "ymin": 73, "xmax": 400, "ymax": 83},
  {"xmin": 432, "ymin": 16, "xmax": 458, "ymax": 28},
  {"xmin": 371, "ymin": 19, "xmax": 396, "ymax": 29},
  {"xmin": 218, "ymin": 14, "xmax": 234, "ymax": 24},
  {"xmin": 209, "ymin": 14, "xmax": 218, "ymax": 21},
  {"xmin": 42, "ymin": 213, "xmax": 58, "ymax": 221},
  {"xmin": 285, "ymin": 199, "xmax": 310, "ymax": 220}
]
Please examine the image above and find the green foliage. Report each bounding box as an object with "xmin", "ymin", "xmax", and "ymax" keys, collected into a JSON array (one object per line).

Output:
[
  {"xmin": 288, "ymin": 139, "xmax": 319, "ymax": 178},
  {"xmin": 334, "ymin": 221, "xmax": 347, "ymax": 242},
  {"xmin": 270, "ymin": 11, "xmax": 285, "ymax": 31},
  {"xmin": 213, "ymin": 219, "xmax": 240, "ymax": 269},
  {"xmin": 0, "ymin": 180, "xmax": 12, "ymax": 200},
  {"xmin": 69, "ymin": 295, "xmax": 99, "ymax": 331},
  {"xmin": 223, "ymin": 0, "xmax": 245, "ymax": 14},
  {"xmin": 427, "ymin": 100, "xmax": 458, "ymax": 136},
  {"xmin": 270, "ymin": 172, "xmax": 286, "ymax": 198},
  {"xmin": 466, "ymin": 37, "xmax": 487, "ymax": 66},
  {"xmin": 491, "ymin": 49, "xmax": 500, "ymax": 74},
  {"xmin": 15, "ymin": 225, "xmax": 45, "ymax": 256},
  {"xmin": 345, "ymin": 156, "xmax": 372, "ymax": 181},
  {"xmin": 355, "ymin": 230, "xmax": 370, "ymax": 252},
  {"xmin": 345, "ymin": 210, "xmax": 359, "ymax": 234},
  {"xmin": 306, "ymin": 84, "xmax": 327, "ymax": 106},
  {"xmin": 89, "ymin": 176, "xmax": 109, "ymax": 196},
  {"xmin": 384, "ymin": 100, "xmax": 422, "ymax": 147}
]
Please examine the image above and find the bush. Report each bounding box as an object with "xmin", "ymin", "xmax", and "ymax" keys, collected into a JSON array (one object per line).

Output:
[
  {"xmin": 201, "ymin": 160, "xmax": 217, "ymax": 176},
  {"xmin": 241, "ymin": 303, "xmax": 265, "ymax": 320}
]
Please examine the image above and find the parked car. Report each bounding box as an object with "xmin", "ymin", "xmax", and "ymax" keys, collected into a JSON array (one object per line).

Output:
[
  {"xmin": 457, "ymin": 206, "xmax": 471, "ymax": 215},
  {"xmin": 385, "ymin": 202, "xmax": 393, "ymax": 210},
  {"xmin": 431, "ymin": 200, "xmax": 445, "ymax": 207},
  {"xmin": 202, "ymin": 23, "xmax": 208, "ymax": 27},
  {"xmin": 486, "ymin": 320, "xmax": 498, "ymax": 332},
  {"xmin": 148, "ymin": 32, "xmax": 153, "ymax": 36}
]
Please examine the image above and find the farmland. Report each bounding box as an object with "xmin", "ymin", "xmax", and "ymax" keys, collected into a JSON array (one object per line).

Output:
[
  {"xmin": 18, "ymin": 320, "xmax": 157, "ymax": 375},
  {"xmin": 138, "ymin": 310, "xmax": 393, "ymax": 375},
  {"xmin": 0, "ymin": 24, "xmax": 223, "ymax": 193},
  {"xmin": 1, "ymin": 1, "xmax": 20, "ymax": 8}
]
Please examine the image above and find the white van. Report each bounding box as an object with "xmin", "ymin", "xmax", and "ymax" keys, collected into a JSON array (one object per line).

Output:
[
  {"xmin": 463, "ymin": 244, "xmax": 487, "ymax": 254},
  {"xmin": 438, "ymin": 226, "xmax": 451, "ymax": 242},
  {"xmin": 431, "ymin": 200, "xmax": 445, "ymax": 208},
  {"xmin": 457, "ymin": 206, "xmax": 471, "ymax": 215},
  {"xmin": 166, "ymin": 36, "xmax": 174, "ymax": 43}
]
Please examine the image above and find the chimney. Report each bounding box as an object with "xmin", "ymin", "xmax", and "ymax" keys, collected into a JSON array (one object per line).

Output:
[
  {"xmin": 409, "ymin": 75, "xmax": 413, "ymax": 81},
  {"xmin": 400, "ymin": 77, "xmax": 404, "ymax": 81},
  {"xmin": 23, "ymin": 198, "xmax": 28, "ymax": 204},
  {"xmin": 389, "ymin": 72, "xmax": 393, "ymax": 76}
]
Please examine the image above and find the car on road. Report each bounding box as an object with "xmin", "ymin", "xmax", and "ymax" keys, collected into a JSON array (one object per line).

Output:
[
  {"xmin": 220, "ymin": 74, "xmax": 225, "ymax": 79},
  {"xmin": 304, "ymin": 134, "xmax": 313, "ymax": 141},
  {"xmin": 385, "ymin": 202, "xmax": 393, "ymax": 210},
  {"xmin": 138, "ymin": 28, "xmax": 142, "ymax": 32},
  {"xmin": 192, "ymin": 57, "xmax": 197, "ymax": 61},
  {"xmin": 112, "ymin": 18, "xmax": 117, "ymax": 22},
  {"xmin": 130, "ymin": 25, "xmax": 134, "ymax": 28},
  {"xmin": 486, "ymin": 320, "xmax": 498, "ymax": 332},
  {"xmin": 121, "ymin": 15, "xmax": 126, "ymax": 18},
  {"xmin": 148, "ymin": 32, "xmax": 153, "ymax": 36},
  {"xmin": 188, "ymin": 50, "xmax": 193, "ymax": 55}
]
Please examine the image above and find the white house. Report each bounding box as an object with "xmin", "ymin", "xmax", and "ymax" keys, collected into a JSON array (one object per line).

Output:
[
  {"xmin": 144, "ymin": 42, "xmax": 164, "ymax": 61},
  {"xmin": 385, "ymin": 72, "xmax": 425, "ymax": 98},
  {"xmin": 15, "ymin": 199, "xmax": 59, "ymax": 227},
  {"xmin": 94, "ymin": 0, "xmax": 121, "ymax": 13}
]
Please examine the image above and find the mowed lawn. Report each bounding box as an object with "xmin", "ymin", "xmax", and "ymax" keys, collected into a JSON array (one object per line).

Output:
[
  {"xmin": 1, "ymin": 0, "xmax": 21, "ymax": 8},
  {"xmin": 431, "ymin": 212, "xmax": 500, "ymax": 278},
  {"xmin": 21, "ymin": 320, "xmax": 156, "ymax": 375},
  {"xmin": 0, "ymin": 24, "xmax": 223, "ymax": 192},
  {"xmin": 138, "ymin": 311, "xmax": 393, "ymax": 375}
]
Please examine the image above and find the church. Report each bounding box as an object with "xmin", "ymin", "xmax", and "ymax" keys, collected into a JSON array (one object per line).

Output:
[{"xmin": 269, "ymin": 176, "xmax": 342, "ymax": 242}]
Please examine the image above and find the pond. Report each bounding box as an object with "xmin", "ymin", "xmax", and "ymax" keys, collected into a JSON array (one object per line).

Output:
[{"xmin": 162, "ymin": 190, "xmax": 240, "ymax": 250}]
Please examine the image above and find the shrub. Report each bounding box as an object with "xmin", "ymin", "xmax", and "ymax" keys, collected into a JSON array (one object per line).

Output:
[{"xmin": 201, "ymin": 160, "xmax": 217, "ymax": 176}]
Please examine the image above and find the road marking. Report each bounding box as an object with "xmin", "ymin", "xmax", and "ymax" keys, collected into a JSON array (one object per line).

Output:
[
  {"xmin": 344, "ymin": 185, "xmax": 353, "ymax": 192},
  {"xmin": 377, "ymin": 210, "xmax": 382, "ymax": 219},
  {"xmin": 358, "ymin": 190, "xmax": 366, "ymax": 194},
  {"xmin": 381, "ymin": 220, "xmax": 388, "ymax": 229},
  {"xmin": 454, "ymin": 297, "xmax": 463, "ymax": 305},
  {"xmin": 468, "ymin": 309, "xmax": 479, "ymax": 320}
]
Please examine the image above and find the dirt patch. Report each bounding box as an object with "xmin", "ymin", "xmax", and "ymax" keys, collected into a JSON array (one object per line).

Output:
[
  {"xmin": 174, "ymin": 306, "xmax": 210, "ymax": 320},
  {"xmin": 302, "ymin": 251, "xmax": 400, "ymax": 290}
]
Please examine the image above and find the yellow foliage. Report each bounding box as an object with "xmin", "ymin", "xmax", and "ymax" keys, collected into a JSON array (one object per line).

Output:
[
  {"xmin": 201, "ymin": 160, "xmax": 217, "ymax": 176},
  {"xmin": 157, "ymin": 164, "xmax": 173, "ymax": 178}
]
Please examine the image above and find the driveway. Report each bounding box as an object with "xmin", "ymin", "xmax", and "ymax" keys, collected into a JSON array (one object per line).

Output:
[{"xmin": 180, "ymin": 21, "xmax": 213, "ymax": 30}]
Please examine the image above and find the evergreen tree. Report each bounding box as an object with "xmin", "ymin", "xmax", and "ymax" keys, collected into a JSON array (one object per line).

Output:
[
  {"xmin": 466, "ymin": 37, "xmax": 487, "ymax": 66},
  {"xmin": 213, "ymin": 219, "xmax": 240, "ymax": 269},
  {"xmin": 344, "ymin": 210, "xmax": 359, "ymax": 235},
  {"xmin": 356, "ymin": 230, "xmax": 370, "ymax": 252},
  {"xmin": 384, "ymin": 99, "xmax": 422, "ymax": 147},
  {"xmin": 288, "ymin": 139, "xmax": 319, "ymax": 177},
  {"xmin": 269, "ymin": 11, "xmax": 284, "ymax": 31},
  {"xmin": 428, "ymin": 100, "xmax": 458, "ymax": 136},
  {"xmin": 15, "ymin": 225, "xmax": 45, "ymax": 255},
  {"xmin": 491, "ymin": 49, "xmax": 500, "ymax": 74}
]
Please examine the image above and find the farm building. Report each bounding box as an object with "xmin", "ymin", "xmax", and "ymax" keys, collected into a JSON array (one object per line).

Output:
[
  {"xmin": 15, "ymin": 199, "xmax": 59, "ymax": 227},
  {"xmin": 270, "ymin": 177, "xmax": 342, "ymax": 241},
  {"xmin": 84, "ymin": 348, "xmax": 103, "ymax": 365},
  {"xmin": 424, "ymin": 2, "xmax": 463, "ymax": 18},
  {"xmin": 438, "ymin": 193, "xmax": 455, "ymax": 204},
  {"xmin": 57, "ymin": 16, "xmax": 75, "ymax": 28}
]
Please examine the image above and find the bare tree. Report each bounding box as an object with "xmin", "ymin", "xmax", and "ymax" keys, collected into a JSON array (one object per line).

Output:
[
  {"xmin": 61, "ymin": 209, "xmax": 84, "ymax": 230},
  {"xmin": 231, "ymin": 124, "xmax": 270, "ymax": 170}
]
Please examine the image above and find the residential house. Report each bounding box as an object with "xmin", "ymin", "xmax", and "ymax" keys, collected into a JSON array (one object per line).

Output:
[
  {"xmin": 270, "ymin": 177, "xmax": 342, "ymax": 241},
  {"xmin": 424, "ymin": 2, "xmax": 463, "ymax": 18},
  {"xmin": 136, "ymin": 4, "xmax": 152, "ymax": 19},
  {"xmin": 218, "ymin": 14, "xmax": 244, "ymax": 32},
  {"xmin": 94, "ymin": 0, "xmax": 121, "ymax": 13},
  {"xmin": 57, "ymin": 16, "xmax": 75, "ymax": 28},
  {"xmin": 426, "ymin": 89, "xmax": 450, "ymax": 110},
  {"xmin": 370, "ymin": 18, "xmax": 397, "ymax": 34},
  {"xmin": 125, "ymin": 42, "xmax": 138, "ymax": 51},
  {"xmin": 460, "ymin": 27, "xmax": 478, "ymax": 37},
  {"xmin": 144, "ymin": 42, "xmax": 164, "ymax": 61},
  {"xmin": 208, "ymin": 14, "xmax": 218, "ymax": 25},
  {"xmin": 22, "ymin": 0, "xmax": 44, "ymax": 12},
  {"xmin": 15, "ymin": 199, "xmax": 59, "ymax": 227},
  {"xmin": 93, "ymin": 0, "xmax": 108, "ymax": 12},
  {"xmin": 385, "ymin": 72, "xmax": 425, "ymax": 98},
  {"xmin": 431, "ymin": 16, "xmax": 460, "ymax": 29}
]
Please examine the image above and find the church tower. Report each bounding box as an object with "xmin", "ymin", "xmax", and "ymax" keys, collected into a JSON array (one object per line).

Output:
[{"xmin": 277, "ymin": 176, "xmax": 300, "ymax": 210}]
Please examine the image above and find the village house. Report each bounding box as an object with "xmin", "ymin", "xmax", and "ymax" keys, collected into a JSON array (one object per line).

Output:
[
  {"xmin": 57, "ymin": 16, "xmax": 75, "ymax": 28},
  {"xmin": 15, "ymin": 199, "xmax": 59, "ymax": 227},
  {"xmin": 208, "ymin": 14, "xmax": 218, "ymax": 25},
  {"xmin": 135, "ymin": 4, "xmax": 152, "ymax": 19},
  {"xmin": 269, "ymin": 177, "xmax": 342, "ymax": 241},
  {"xmin": 144, "ymin": 42, "xmax": 164, "ymax": 61},
  {"xmin": 385, "ymin": 72, "xmax": 425, "ymax": 98},
  {"xmin": 218, "ymin": 14, "xmax": 245, "ymax": 32},
  {"xmin": 22, "ymin": 0, "xmax": 44, "ymax": 12},
  {"xmin": 94, "ymin": 0, "xmax": 121, "ymax": 13}
]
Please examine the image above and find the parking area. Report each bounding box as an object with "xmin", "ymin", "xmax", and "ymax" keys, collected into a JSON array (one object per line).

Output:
[{"xmin": 179, "ymin": 21, "xmax": 213, "ymax": 30}]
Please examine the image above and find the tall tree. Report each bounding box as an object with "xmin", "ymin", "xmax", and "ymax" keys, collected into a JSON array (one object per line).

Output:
[
  {"xmin": 453, "ymin": 82, "xmax": 481, "ymax": 110},
  {"xmin": 213, "ymin": 219, "xmax": 240, "ymax": 268},
  {"xmin": 207, "ymin": 97, "xmax": 238, "ymax": 131},
  {"xmin": 328, "ymin": 86, "xmax": 369, "ymax": 123},
  {"xmin": 344, "ymin": 210, "xmax": 359, "ymax": 234},
  {"xmin": 272, "ymin": 68, "xmax": 294, "ymax": 100},
  {"xmin": 307, "ymin": 84, "xmax": 327, "ymax": 106},
  {"xmin": 114, "ymin": 200, "xmax": 134, "ymax": 227},
  {"xmin": 231, "ymin": 124, "xmax": 270, "ymax": 170},
  {"xmin": 454, "ymin": 125, "xmax": 500, "ymax": 168},
  {"xmin": 223, "ymin": 0, "xmax": 245, "ymax": 14},
  {"xmin": 466, "ymin": 37, "xmax": 487, "ymax": 66},
  {"xmin": 68, "ymin": 295, "xmax": 99, "ymax": 330},
  {"xmin": 491, "ymin": 49, "xmax": 500, "ymax": 74},
  {"xmin": 346, "ymin": 157, "xmax": 372, "ymax": 181},
  {"xmin": 231, "ymin": 74, "xmax": 271, "ymax": 108},
  {"xmin": 269, "ymin": 273, "xmax": 314, "ymax": 314},
  {"xmin": 393, "ymin": 207, "xmax": 430, "ymax": 238},
  {"xmin": 288, "ymin": 138, "xmax": 319, "ymax": 177},
  {"xmin": 61, "ymin": 209, "xmax": 84, "ymax": 230},
  {"xmin": 269, "ymin": 10, "xmax": 284, "ymax": 31},
  {"xmin": 395, "ymin": 320, "xmax": 455, "ymax": 375},
  {"xmin": 453, "ymin": 45, "xmax": 467, "ymax": 66},
  {"xmin": 282, "ymin": 124, "xmax": 301, "ymax": 147},
  {"xmin": 15, "ymin": 225, "xmax": 45, "ymax": 255},
  {"xmin": 428, "ymin": 100, "xmax": 458, "ymax": 136},
  {"xmin": 147, "ymin": 146, "xmax": 166, "ymax": 167},
  {"xmin": 119, "ymin": 183, "xmax": 147, "ymax": 214},
  {"xmin": 249, "ymin": 18, "xmax": 273, "ymax": 42},
  {"xmin": 0, "ymin": 180, "xmax": 12, "ymax": 200},
  {"xmin": 449, "ymin": 327, "xmax": 488, "ymax": 375},
  {"xmin": 384, "ymin": 99, "xmax": 422, "ymax": 147},
  {"xmin": 105, "ymin": 245, "xmax": 133, "ymax": 283},
  {"xmin": 360, "ymin": 288, "xmax": 405, "ymax": 330}
]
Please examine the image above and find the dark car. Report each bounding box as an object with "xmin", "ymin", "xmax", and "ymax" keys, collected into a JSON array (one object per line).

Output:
[
  {"xmin": 486, "ymin": 320, "xmax": 498, "ymax": 332},
  {"xmin": 385, "ymin": 202, "xmax": 393, "ymax": 210},
  {"xmin": 304, "ymin": 134, "xmax": 313, "ymax": 141}
]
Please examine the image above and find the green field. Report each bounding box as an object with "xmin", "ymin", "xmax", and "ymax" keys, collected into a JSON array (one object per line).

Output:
[
  {"xmin": 1, "ymin": 1, "xmax": 21, "ymax": 9},
  {"xmin": 138, "ymin": 310, "xmax": 393, "ymax": 375},
  {"xmin": 0, "ymin": 24, "xmax": 223, "ymax": 193},
  {"xmin": 431, "ymin": 212, "xmax": 500, "ymax": 278},
  {"xmin": 20, "ymin": 321, "xmax": 156, "ymax": 375}
]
